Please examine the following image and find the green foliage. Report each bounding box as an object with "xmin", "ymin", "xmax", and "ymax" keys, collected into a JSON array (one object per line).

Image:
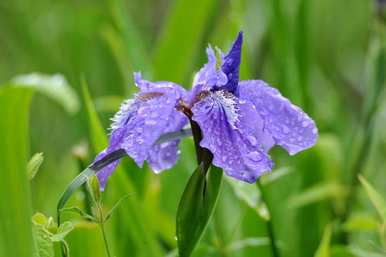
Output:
[
  {"xmin": 176, "ymin": 165, "xmax": 223, "ymax": 257},
  {"xmin": 314, "ymin": 225, "xmax": 332, "ymax": 257},
  {"xmin": 9, "ymin": 73, "xmax": 80, "ymax": 114},
  {"xmin": 0, "ymin": 87, "xmax": 35, "ymax": 257},
  {"xmin": 32, "ymin": 212, "xmax": 74, "ymax": 257},
  {"xmin": 358, "ymin": 175, "xmax": 386, "ymax": 223}
]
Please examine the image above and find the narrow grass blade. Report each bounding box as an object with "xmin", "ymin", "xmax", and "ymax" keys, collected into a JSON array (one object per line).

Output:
[
  {"xmin": 358, "ymin": 175, "xmax": 386, "ymax": 223},
  {"xmin": 10, "ymin": 73, "xmax": 80, "ymax": 114},
  {"xmin": 314, "ymin": 225, "xmax": 332, "ymax": 257},
  {"xmin": 0, "ymin": 87, "xmax": 35, "ymax": 257}
]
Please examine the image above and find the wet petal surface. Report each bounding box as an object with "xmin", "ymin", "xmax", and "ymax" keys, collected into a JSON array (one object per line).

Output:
[
  {"xmin": 238, "ymin": 80, "xmax": 318, "ymax": 155},
  {"xmin": 192, "ymin": 90, "xmax": 273, "ymax": 183}
]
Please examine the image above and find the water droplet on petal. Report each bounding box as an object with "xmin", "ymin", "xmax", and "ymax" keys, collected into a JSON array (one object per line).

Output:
[
  {"xmin": 246, "ymin": 151, "xmax": 262, "ymax": 162},
  {"xmin": 247, "ymin": 135, "xmax": 257, "ymax": 146},
  {"xmin": 312, "ymin": 128, "xmax": 317, "ymax": 134},
  {"xmin": 137, "ymin": 106, "xmax": 147, "ymax": 114},
  {"xmin": 302, "ymin": 120, "xmax": 309, "ymax": 127},
  {"xmin": 145, "ymin": 119, "xmax": 156, "ymax": 125}
]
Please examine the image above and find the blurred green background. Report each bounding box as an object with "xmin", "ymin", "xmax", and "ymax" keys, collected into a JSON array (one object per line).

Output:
[{"xmin": 0, "ymin": 0, "xmax": 385, "ymax": 257}]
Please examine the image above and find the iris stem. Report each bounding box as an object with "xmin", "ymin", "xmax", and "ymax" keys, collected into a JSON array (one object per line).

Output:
[
  {"xmin": 100, "ymin": 221, "xmax": 112, "ymax": 257},
  {"xmin": 257, "ymin": 181, "xmax": 280, "ymax": 257}
]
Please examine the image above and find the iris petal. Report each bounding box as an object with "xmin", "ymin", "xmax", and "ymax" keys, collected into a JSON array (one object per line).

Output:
[
  {"xmin": 192, "ymin": 90, "xmax": 273, "ymax": 183},
  {"xmin": 191, "ymin": 47, "xmax": 227, "ymax": 99},
  {"xmin": 219, "ymin": 31, "xmax": 243, "ymax": 94},
  {"xmin": 238, "ymin": 80, "xmax": 318, "ymax": 155},
  {"xmin": 94, "ymin": 75, "xmax": 188, "ymax": 189}
]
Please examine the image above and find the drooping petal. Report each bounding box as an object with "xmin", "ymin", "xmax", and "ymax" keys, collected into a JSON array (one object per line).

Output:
[
  {"xmin": 95, "ymin": 99, "xmax": 137, "ymax": 190},
  {"xmin": 94, "ymin": 76, "xmax": 189, "ymax": 189},
  {"xmin": 146, "ymin": 107, "xmax": 187, "ymax": 173},
  {"xmin": 192, "ymin": 90, "xmax": 273, "ymax": 183},
  {"xmin": 219, "ymin": 31, "xmax": 243, "ymax": 94},
  {"xmin": 238, "ymin": 80, "xmax": 318, "ymax": 155},
  {"xmin": 191, "ymin": 47, "xmax": 227, "ymax": 99}
]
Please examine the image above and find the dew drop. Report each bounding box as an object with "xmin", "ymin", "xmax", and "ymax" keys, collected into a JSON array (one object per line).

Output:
[
  {"xmin": 247, "ymin": 135, "xmax": 257, "ymax": 146},
  {"xmin": 137, "ymin": 106, "xmax": 147, "ymax": 114},
  {"xmin": 312, "ymin": 128, "xmax": 317, "ymax": 134},
  {"xmin": 145, "ymin": 119, "xmax": 156, "ymax": 125},
  {"xmin": 302, "ymin": 120, "xmax": 309, "ymax": 127},
  {"xmin": 246, "ymin": 151, "xmax": 262, "ymax": 162}
]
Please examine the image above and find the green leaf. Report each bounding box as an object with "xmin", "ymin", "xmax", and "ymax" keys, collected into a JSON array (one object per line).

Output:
[
  {"xmin": 27, "ymin": 152, "xmax": 44, "ymax": 180},
  {"xmin": 32, "ymin": 212, "xmax": 49, "ymax": 226},
  {"xmin": 0, "ymin": 87, "xmax": 35, "ymax": 257},
  {"xmin": 176, "ymin": 165, "xmax": 223, "ymax": 257},
  {"xmin": 57, "ymin": 167, "xmax": 95, "ymax": 222},
  {"xmin": 343, "ymin": 213, "xmax": 378, "ymax": 232},
  {"xmin": 81, "ymin": 78, "xmax": 108, "ymax": 151},
  {"xmin": 314, "ymin": 224, "xmax": 332, "ymax": 257},
  {"xmin": 289, "ymin": 182, "xmax": 347, "ymax": 209},
  {"xmin": 94, "ymin": 95, "xmax": 125, "ymax": 113},
  {"xmin": 153, "ymin": 0, "xmax": 218, "ymax": 84},
  {"xmin": 33, "ymin": 223, "xmax": 55, "ymax": 257},
  {"xmin": 87, "ymin": 174, "xmax": 101, "ymax": 204},
  {"xmin": 104, "ymin": 193, "xmax": 131, "ymax": 222},
  {"xmin": 226, "ymin": 237, "xmax": 270, "ymax": 252},
  {"xmin": 51, "ymin": 222, "xmax": 74, "ymax": 242},
  {"xmin": 10, "ymin": 73, "xmax": 80, "ymax": 114},
  {"xmin": 226, "ymin": 178, "xmax": 269, "ymax": 219},
  {"xmin": 60, "ymin": 206, "xmax": 95, "ymax": 221},
  {"xmin": 358, "ymin": 175, "xmax": 386, "ymax": 223}
]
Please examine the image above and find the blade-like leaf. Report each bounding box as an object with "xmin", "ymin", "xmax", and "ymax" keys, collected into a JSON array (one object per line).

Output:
[
  {"xmin": 176, "ymin": 165, "xmax": 223, "ymax": 257},
  {"xmin": 314, "ymin": 224, "xmax": 332, "ymax": 257},
  {"xmin": 10, "ymin": 73, "xmax": 80, "ymax": 114},
  {"xmin": 358, "ymin": 175, "xmax": 386, "ymax": 223},
  {"xmin": 289, "ymin": 182, "xmax": 347, "ymax": 209},
  {"xmin": 0, "ymin": 87, "xmax": 35, "ymax": 257}
]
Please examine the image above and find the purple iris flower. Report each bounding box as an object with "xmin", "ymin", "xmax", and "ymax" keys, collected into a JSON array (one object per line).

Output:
[
  {"xmin": 190, "ymin": 32, "xmax": 318, "ymax": 183},
  {"xmin": 94, "ymin": 73, "xmax": 189, "ymax": 190},
  {"xmin": 94, "ymin": 32, "xmax": 318, "ymax": 189}
]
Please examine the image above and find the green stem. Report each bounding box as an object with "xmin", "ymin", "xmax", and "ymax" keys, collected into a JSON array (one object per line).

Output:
[
  {"xmin": 100, "ymin": 222, "xmax": 112, "ymax": 257},
  {"xmin": 257, "ymin": 181, "xmax": 280, "ymax": 257}
]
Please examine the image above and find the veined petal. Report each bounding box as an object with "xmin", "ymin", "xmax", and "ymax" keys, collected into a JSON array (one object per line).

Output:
[
  {"xmin": 147, "ymin": 108, "xmax": 187, "ymax": 173},
  {"xmin": 238, "ymin": 80, "xmax": 318, "ymax": 155},
  {"xmin": 94, "ymin": 76, "xmax": 189, "ymax": 189},
  {"xmin": 192, "ymin": 90, "xmax": 273, "ymax": 183}
]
